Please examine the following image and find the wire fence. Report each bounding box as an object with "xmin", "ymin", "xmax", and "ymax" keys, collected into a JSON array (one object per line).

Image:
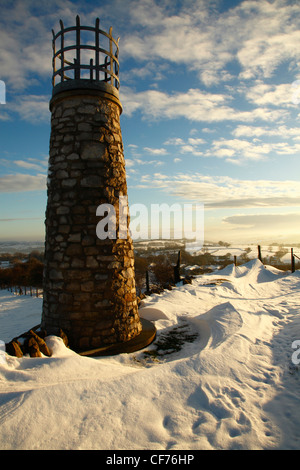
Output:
[
  {"xmin": 256, "ymin": 245, "xmax": 299, "ymax": 273},
  {"xmin": 139, "ymin": 245, "xmax": 299, "ymax": 296},
  {"xmin": 1, "ymin": 245, "xmax": 299, "ymax": 299}
]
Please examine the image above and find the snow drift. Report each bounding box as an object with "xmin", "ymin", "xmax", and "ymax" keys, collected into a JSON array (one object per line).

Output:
[{"xmin": 0, "ymin": 259, "xmax": 300, "ymax": 450}]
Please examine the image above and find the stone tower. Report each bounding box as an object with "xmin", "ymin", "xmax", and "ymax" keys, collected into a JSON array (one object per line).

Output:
[{"xmin": 42, "ymin": 16, "xmax": 153, "ymax": 354}]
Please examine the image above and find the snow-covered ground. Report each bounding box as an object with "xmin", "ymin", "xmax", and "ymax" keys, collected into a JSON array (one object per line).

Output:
[{"xmin": 0, "ymin": 259, "xmax": 300, "ymax": 450}]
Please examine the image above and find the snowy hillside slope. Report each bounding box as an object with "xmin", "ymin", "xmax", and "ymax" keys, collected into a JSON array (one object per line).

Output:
[{"xmin": 0, "ymin": 259, "xmax": 300, "ymax": 450}]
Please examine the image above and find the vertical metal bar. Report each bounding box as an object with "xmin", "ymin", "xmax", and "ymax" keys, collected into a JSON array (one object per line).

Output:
[
  {"xmin": 109, "ymin": 26, "xmax": 113, "ymax": 85},
  {"xmin": 90, "ymin": 58, "xmax": 93, "ymax": 80},
  {"xmin": 105, "ymin": 56, "xmax": 108, "ymax": 82},
  {"xmin": 59, "ymin": 20, "xmax": 64, "ymax": 82},
  {"xmin": 95, "ymin": 18, "xmax": 99, "ymax": 81},
  {"xmin": 114, "ymin": 41, "xmax": 118, "ymax": 88},
  {"xmin": 52, "ymin": 29, "xmax": 56, "ymax": 87},
  {"xmin": 75, "ymin": 15, "xmax": 81, "ymax": 79},
  {"xmin": 73, "ymin": 58, "xmax": 78, "ymax": 80}
]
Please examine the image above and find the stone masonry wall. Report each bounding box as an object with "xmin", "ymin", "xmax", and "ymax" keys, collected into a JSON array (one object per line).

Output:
[{"xmin": 41, "ymin": 91, "xmax": 142, "ymax": 351}]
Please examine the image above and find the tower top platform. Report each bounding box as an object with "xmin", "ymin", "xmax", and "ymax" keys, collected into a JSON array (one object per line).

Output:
[{"xmin": 51, "ymin": 15, "xmax": 120, "ymax": 100}]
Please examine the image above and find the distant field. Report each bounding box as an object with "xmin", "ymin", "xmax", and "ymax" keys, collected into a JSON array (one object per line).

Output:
[
  {"xmin": 0, "ymin": 239, "xmax": 299, "ymax": 266},
  {"xmin": 133, "ymin": 239, "xmax": 299, "ymax": 265}
]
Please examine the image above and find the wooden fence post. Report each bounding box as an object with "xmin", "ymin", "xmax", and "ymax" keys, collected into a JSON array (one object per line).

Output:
[
  {"xmin": 174, "ymin": 250, "xmax": 181, "ymax": 283},
  {"xmin": 258, "ymin": 245, "xmax": 262, "ymax": 262},
  {"xmin": 291, "ymin": 248, "xmax": 295, "ymax": 273},
  {"xmin": 146, "ymin": 270, "xmax": 150, "ymax": 293}
]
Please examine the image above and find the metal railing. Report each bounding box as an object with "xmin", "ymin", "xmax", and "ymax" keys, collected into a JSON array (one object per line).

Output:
[{"xmin": 52, "ymin": 15, "xmax": 120, "ymax": 90}]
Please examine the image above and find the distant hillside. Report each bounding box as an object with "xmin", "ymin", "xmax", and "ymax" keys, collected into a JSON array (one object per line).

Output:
[{"xmin": 0, "ymin": 241, "xmax": 44, "ymax": 254}]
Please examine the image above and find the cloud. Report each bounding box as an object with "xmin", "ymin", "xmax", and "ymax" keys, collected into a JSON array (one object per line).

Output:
[
  {"xmin": 135, "ymin": 159, "xmax": 164, "ymax": 167},
  {"xmin": 0, "ymin": 173, "xmax": 46, "ymax": 193},
  {"xmin": 0, "ymin": 5, "xmax": 50, "ymax": 90},
  {"xmin": 206, "ymin": 137, "xmax": 300, "ymax": 164},
  {"xmin": 237, "ymin": 26, "xmax": 300, "ymax": 81},
  {"xmin": 209, "ymin": 139, "xmax": 273, "ymax": 163},
  {"xmin": 8, "ymin": 95, "xmax": 50, "ymax": 123},
  {"xmin": 244, "ymin": 82, "xmax": 297, "ymax": 108},
  {"xmin": 232, "ymin": 125, "xmax": 300, "ymax": 138},
  {"xmin": 121, "ymin": 61, "xmax": 169, "ymax": 84},
  {"xmin": 133, "ymin": 173, "xmax": 300, "ymax": 209},
  {"xmin": 223, "ymin": 213, "xmax": 300, "ymax": 229},
  {"xmin": 164, "ymin": 136, "xmax": 205, "ymax": 157},
  {"xmin": 187, "ymin": 138, "xmax": 206, "ymax": 146},
  {"xmin": 143, "ymin": 147, "xmax": 168, "ymax": 155},
  {"xmin": 121, "ymin": 87, "xmax": 283, "ymax": 123},
  {"xmin": 0, "ymin": 217, "xmax": 42, "ymax": 222},
  {"xmin": 121, "ymin": 0, "xmax": 234, "ymax": 86},
  {"xmin": 14, "ymin": 159, "xmax": 47, "ymax": 172},
  {"xmin": 0, "ymin": 93, "xmax": 50, "ymax": 124},
  {"xmin": 125, "ymin": 159, "xmax": 135, "ymax": 168},
  {"xmin": 126, "ymin": 158, "xmax": 164, "ymax": 169},
  {"xmin": 163, "ymin": 131, "xmax": 300, "ymax": 164},
  {"xmin": 121, "ymin": 0, "xmax": 300, "ymax": 86},
  {"xmin": 1, "ymin": 0, "xmax": 300, "ymax": 96},
  {"xmin": 126, "ymin": 143, "xmax": 166, "ymax": 166},
  {"xmin": 0, "ymin": 110, "xmax": 11, "ymax": 121},
  {"xmin": 0, "ymin": 0, "xmax": 84, "ymax": 90},
  {"xmin": 219, "ymin": 211, "xmax": 300, "ymax": 243},
  {"xmin": 164, "ymin": 138, "xmax": 185, "ymax": 146}
]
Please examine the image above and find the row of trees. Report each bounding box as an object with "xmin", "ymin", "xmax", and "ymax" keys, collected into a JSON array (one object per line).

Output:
[
  {"xmin": 0, "ymin": 256, "xmax": 43, "ymax": 294},
  {"xmin": 0, "ymin": 249, "xmax": 201, "ymax": 295}
]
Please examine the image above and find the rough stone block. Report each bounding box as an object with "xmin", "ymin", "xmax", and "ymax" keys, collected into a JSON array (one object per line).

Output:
[
  {"xmin": 86, "ymin": 256, "xmax": 99, "ymax": 268},
  {"xmin": 81, "ymin": 142, "xmax": 107, "ymax": 160},
  {"xmin": 80, "ymin": 175, "xmax": 102, "ymax": 187},
  {"xmin": 81, "ymin": 281, "xmax": 94, "ymax": 292},
  {"xmin": 61, "ymin": 178, "xmax": 77, "ymax": 188}
]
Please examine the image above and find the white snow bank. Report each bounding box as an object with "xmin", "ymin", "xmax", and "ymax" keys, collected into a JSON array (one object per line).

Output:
[
  {"xmin": 139, "ymin": 307, "xmax": 169, "ymax": 321},
  {"xmin": 0, "ymin": 291, "xmax": 43, "ymax": 342},
  {"xmin": 0, "ymin": 260, "xmax": 300, "ymax": 450}
]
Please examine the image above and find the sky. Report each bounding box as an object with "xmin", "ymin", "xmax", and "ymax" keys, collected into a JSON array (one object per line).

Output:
[{"xmin": 1, "ymin": 0, "xmax": 300, "ymax": 245}]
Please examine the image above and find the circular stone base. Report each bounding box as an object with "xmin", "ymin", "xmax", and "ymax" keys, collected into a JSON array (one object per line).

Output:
[{"xmin": 78, "ymin": 318, "xmax": 157, "ymax": 357}]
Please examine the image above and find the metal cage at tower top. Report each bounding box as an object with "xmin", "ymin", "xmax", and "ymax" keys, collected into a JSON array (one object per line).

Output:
[{"xmin": 52, "ymin": 15, "xmax": 120, "ymax": 91}]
